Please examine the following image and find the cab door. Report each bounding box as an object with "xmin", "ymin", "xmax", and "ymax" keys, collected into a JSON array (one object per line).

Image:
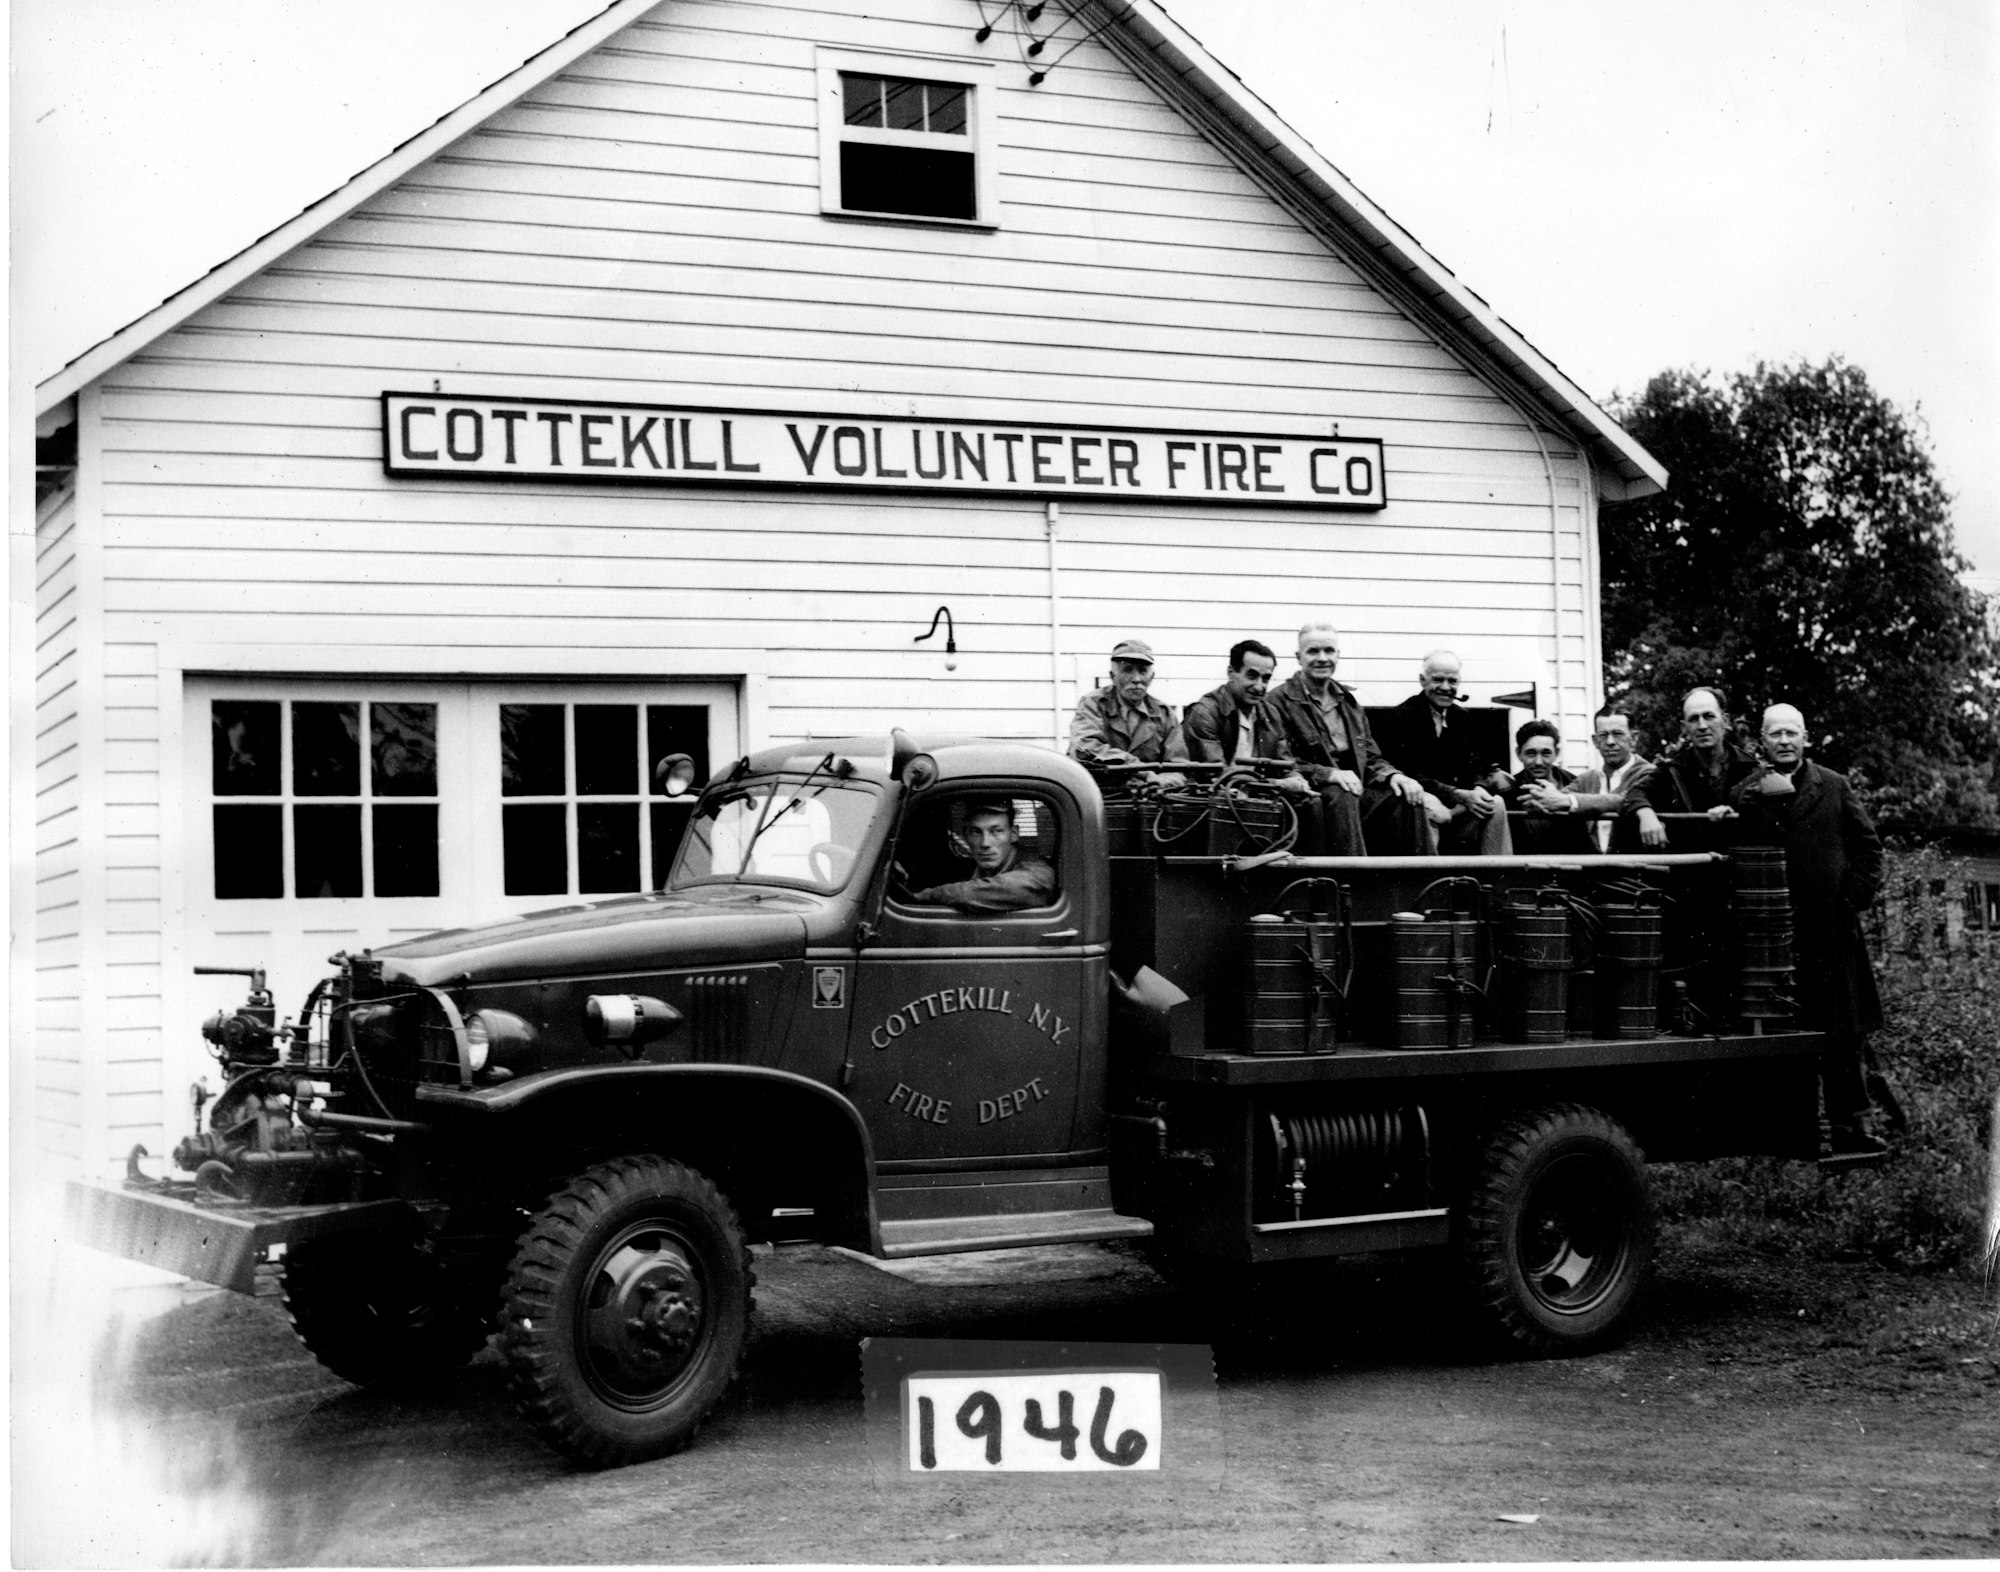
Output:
[{"xmin": 846, "ymin": 787, "xmax": 1096, "ymax": 1166}]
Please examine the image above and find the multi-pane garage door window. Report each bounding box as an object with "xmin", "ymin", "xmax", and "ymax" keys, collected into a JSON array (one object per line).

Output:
[
  {"xmin": 211, "ymin": 699, "xmax": 440, "ymax": 899},
  {"xmin": 500, "ymin": 703, "xmax": 708, "ymax": 896}
]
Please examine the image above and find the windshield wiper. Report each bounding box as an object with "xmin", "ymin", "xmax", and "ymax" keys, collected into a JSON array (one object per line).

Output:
[{"xmin": 736, "ymin": 752, "xmax": 836, "ymax": 873}]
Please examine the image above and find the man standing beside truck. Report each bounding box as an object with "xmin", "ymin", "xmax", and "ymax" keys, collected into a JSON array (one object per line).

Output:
[
  {"xmin": 1634, "ymin": 686, "xmax": 1758, "ymax": 848},
  {"xmin": 1731, "ymin": 703, "xmax": 1889, "ymax": 1156},
  {"xmin": 1262, "ymin": 622, "xmax": 1431, "ymax": 855}
]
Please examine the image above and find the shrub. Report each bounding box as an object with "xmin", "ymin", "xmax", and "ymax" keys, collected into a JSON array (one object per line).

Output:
[{"xmin": 1653, "ymin": 847, "xmax": 1998, "ymax": 1269}]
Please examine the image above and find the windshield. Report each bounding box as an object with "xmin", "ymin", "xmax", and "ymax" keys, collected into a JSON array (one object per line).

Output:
[{"xmin": 669, "ymin": 775, "xmax": 883, "ymax": 894}]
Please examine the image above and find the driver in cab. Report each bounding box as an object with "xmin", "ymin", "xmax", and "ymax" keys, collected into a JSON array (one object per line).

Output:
[{"xmin": 907, "ymin": 801, "xmax": 1057, "ymax": 913}]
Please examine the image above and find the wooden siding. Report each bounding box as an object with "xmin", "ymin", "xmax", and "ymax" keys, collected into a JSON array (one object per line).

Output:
[
  {"xmin": 64, "ymin": 0, "xmax": 1601, "ymax": 1166},
  {"xmin": 35, "ymin": 481, "xmax": 85, "ymax": 1161}
]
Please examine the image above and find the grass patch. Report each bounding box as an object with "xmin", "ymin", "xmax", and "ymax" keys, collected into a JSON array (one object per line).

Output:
[{"xmin": 1654, "ymin": 849, "xmax": 1998, "ymax": 1271}]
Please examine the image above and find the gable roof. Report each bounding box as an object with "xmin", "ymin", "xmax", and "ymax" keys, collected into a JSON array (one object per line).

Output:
[{"xmin": 35, "ymin": 0, "xmax": 1665, "ymax": 499}]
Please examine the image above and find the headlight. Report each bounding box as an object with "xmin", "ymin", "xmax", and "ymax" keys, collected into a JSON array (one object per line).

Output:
[
  {"xmin": 464, "ymin": 1012, "xmax": 491, "ymax": 1072},
  {"xmin": 464, "ymin": 1009, "xmax": 537, "ymax": 1075}
]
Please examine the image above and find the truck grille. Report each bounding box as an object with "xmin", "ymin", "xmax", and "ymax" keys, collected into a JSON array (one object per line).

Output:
[{"xmin": 343, "ymin": 991, "xmax": 456, "ymax": 1119}]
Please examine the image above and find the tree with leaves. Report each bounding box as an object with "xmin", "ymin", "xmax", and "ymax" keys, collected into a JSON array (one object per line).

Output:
[{"xmin": 1601, "ymin": 358, "xmax": 1999, "ymax": 832}]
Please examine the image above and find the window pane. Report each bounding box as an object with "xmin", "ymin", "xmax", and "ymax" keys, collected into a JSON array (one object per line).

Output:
[
  {"xmin": 212, "ymin": 701, "xmax": 280, "ymax": 796},
  {"xmin": 293, "ymin": 702, "xmax": 361, "ymax": 796},
  {"xmin": 504, "ymin": 804, "xmax": 568, "ymax": 895},
  {"xmin": 579, "ymin": 803, "xmax": 639, "ymax": 892},
  {"xmin": 373, "ymin": 805, "xmax": 439, "ymax": 897},
  {"xmin": 372, "ymin": 703, "xmax": 437, "ymax": 797},
  {"xmin": 651, "ymin": 801, "xmax": 694, "ymax": 889},
  {"xmin": 502, "ymin": 704, "xmax": 566, "ymax": 796},
  {"xmin": 294, "ymin": 804, "xmax": 362, "ymax": 898},
  {"xmin": 840, "ymin": 142, "xmax": 977, "ymax": 221},
  {"xmin": 881, "ymin": 76, "xmax": 926, "ymax": 131},
  {"xmin": 842, "ymin": 73, "xmax": 883, "ymax": 127},
  {"xmin": 213, "ymin": 805, "xmax": 283, "ymax": 898},
  {"xmin": 647, "ymin": 705, "xmax": 709, "ymax": 796},
  {"xmin": 575, "ymin": 704, "xmax": 637, "ymax": 796},
  {"xmin": 926, "ymin": 84, "xmax": 967, "ymax": 134}
]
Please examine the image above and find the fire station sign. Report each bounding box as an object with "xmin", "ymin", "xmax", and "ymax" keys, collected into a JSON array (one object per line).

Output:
[{"xmin": 381, "ymin": 393, "xmax": 1387, "ymax": 509}]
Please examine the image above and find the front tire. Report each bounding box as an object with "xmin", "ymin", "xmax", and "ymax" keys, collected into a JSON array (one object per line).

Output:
[
  {"xmin": 282, "ymin": 1232, "xmax": 494, "ymax": 1385},
  {"xmin": 500, "ymin": 1156, "xmax": 753, "ymax": 1468},
  {"xmin": 1458, "ymin": 1103, "xmax": 1654, "ymax": 1355}
]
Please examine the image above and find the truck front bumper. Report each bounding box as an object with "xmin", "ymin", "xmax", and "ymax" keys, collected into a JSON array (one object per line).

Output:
[{"xmin": 65, "ymin": 1179, "xmax": 409, "ymax": 1295}]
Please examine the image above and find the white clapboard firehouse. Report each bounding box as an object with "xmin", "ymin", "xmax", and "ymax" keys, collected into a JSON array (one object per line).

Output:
[{"xmin": 27, "ymin": 0, "xmax": 1665, "ymax": 1173}]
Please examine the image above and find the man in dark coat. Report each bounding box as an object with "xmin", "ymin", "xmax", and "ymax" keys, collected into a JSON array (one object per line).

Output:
[
  {"xmin": 1261, "ymin": 622, "xmax": 1431, "ymax": 855},
  {"xmin": 1731, "ymin": 703, "xmax": 1887, "ymax": 1155},
  {"xmin": 1632, "ymin": 686, "xmax": 1761, "ymax": 850},
  {"xmin": 1375, "ymin": 650, "xmax": 1510, "ymax": 854}
]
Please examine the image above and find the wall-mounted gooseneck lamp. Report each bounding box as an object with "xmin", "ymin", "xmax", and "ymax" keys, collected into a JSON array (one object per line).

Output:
[{"xmin": 914, "ymin": 605, "xmax": 958, "ymax": 671}]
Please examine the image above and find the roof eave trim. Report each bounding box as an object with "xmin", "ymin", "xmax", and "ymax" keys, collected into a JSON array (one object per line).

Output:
[
  {"xmin": 34, "ymin": 0, "xmax": 662, "ymax": 417},
  {"xmin": 1107, "ymin": 0, "xmax": 1666, "ymax": 499}
]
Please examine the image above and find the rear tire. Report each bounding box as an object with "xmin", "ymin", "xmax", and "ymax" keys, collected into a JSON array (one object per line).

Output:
[
  {"xmin": 500, "ymin": 1156, "xmax": 752, "ymax": 1468},
  {"xmin": 1458, "ymin": 1103, "xmax": 1654, "ymax": 1355},
  {"xmin": 282, "ymin": 1233, "xmax": 494, "ymax": 1385}
]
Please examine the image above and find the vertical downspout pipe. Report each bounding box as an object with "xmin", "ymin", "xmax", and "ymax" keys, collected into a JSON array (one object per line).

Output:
[{"xmin": 1046, "ymin": 501, "xmax": 1064, "ymax": 750}]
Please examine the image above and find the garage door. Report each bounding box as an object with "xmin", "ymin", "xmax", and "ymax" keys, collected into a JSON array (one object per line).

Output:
[{"xmin": 185, "ymin": 677, "xmax": 738, "ymax": 1027}]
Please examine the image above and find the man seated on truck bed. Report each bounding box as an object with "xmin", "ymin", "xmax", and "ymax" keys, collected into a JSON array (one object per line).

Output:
[
  {"xmin": 1375, "ymin": 649, "xmax": 1511, "ymax": 855},
  {"xmin": 1262, "ymin": 621, "xmax": 1432, "ymax": 855},
  {"xmin": 907, "ymin": 801, "xmax": 1058, "ymax": 912},
  {"xmin": 1497, "ymin": 718, "xmax": 1596, "ymax": 857},
  {"xmin": 1181, "ymin": 638, "xmax": 1310, "ymax": 795},
  {"xmin": 1068, "ymin": 637, "xmax": 1188, "ymax": 790}
]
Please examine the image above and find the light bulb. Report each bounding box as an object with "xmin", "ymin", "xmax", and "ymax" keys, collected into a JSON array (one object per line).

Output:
[{"xmin": 944, "ymin": 651, "xmax": 959, "ymax": 671}]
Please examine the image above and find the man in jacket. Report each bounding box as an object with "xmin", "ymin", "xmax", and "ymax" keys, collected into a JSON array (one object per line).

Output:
[
  {"xmin": 1632, "ymin": 686, "xmax": 1759, "ymax": 848},
  {"xmin": 1376, "ymin": 650, "xmax": 1510, "ymax": 854},
  {"xmin": 1731, "ymin": 704, "xmax": 1888, "ymax": 1155},
  {"xmin": 1067, "ymin": 638, "xmax": 1188, "ymax": 786},
  {"xmin": 1500, "ymin": 718, "xmax": 1596, "ymax": 857},
  {"xmin": 1182, "ymin": 639, "xmax": 1308, "ymax": 794},
  {"xmin": 1261, "ymin": 622, "xmax": 1431, "ymax": 854},
  {"xmin": 1560, "ymin": 706, "xmax": 1656, "ymax": 852}
]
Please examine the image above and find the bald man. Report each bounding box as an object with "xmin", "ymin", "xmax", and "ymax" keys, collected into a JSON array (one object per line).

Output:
[
  {"xmin": 1378, "ymin": 649, "xmax": 1511, "ymax": 855},
  {"xmin": 1732, "ymin": 704, "xmax": 1888, "ymax": 1155}
]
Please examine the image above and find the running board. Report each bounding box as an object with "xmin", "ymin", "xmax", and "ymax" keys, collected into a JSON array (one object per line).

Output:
[
  {"xmin": 876, "ymin": 1208, "xmax": 1154, "ymax": 1258},
  {"xmin": 1818, "ymin": 1149, "xmax": 1890, "ymax": 1173}
]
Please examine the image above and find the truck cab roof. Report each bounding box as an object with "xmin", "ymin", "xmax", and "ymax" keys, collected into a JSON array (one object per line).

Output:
[{"xmin": 735, "ymin": 734, "xmax": 1099, "ymax": 799}]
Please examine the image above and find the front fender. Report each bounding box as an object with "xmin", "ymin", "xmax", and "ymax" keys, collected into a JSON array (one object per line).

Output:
[{"xmin": 417, "ymin": 1064, "xmax": 881, "ymax": 1251}]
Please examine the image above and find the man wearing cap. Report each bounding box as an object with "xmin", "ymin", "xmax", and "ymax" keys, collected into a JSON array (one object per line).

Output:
[
  {"xmin": 1261, "ymin": 621, "xmax": 1431, "ymax": 855},
  {"xmin": 909, "ymin": 800, "xmax": 1060, "ymax": 913},
  {"xmin": 1068, "ymin": 638, "xmax": 1189, "ymax": 777}
]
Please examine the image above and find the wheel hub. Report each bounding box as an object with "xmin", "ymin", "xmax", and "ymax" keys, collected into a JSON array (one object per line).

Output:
[
  {"xmin": 1518, "ymin": 1154, "xmax": 1626, "ymax": 1316},
  {"xmin": 584, "ymin": 1228, "xmax": 708, "ymax": 1401}
]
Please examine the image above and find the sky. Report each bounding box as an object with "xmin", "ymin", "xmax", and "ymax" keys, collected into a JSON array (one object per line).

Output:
[{"xmin": 13, "ymin": 0, "xmax": 1997, "ymax": 572}]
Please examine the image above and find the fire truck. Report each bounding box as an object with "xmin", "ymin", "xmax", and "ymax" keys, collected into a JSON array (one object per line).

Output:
[{"xmin": 70, "ymin": 732, "xmax": 1837, "ymax": 1468}]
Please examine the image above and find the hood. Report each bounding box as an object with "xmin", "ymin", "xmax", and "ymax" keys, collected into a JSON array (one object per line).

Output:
[{"xmin": 373, "ymin": 886, "xmax": 818, "ymax": 986}]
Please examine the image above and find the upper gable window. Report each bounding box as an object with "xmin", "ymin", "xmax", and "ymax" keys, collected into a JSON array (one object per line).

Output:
[{"xmin": 817, "ymin": 50, "xmax": 998, "ymax": 228}]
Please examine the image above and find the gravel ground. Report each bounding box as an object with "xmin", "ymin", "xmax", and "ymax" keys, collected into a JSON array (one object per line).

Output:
[{"xmin": 15, "ymin": 1222, "xmax": 1999, "ymax": 1565}]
